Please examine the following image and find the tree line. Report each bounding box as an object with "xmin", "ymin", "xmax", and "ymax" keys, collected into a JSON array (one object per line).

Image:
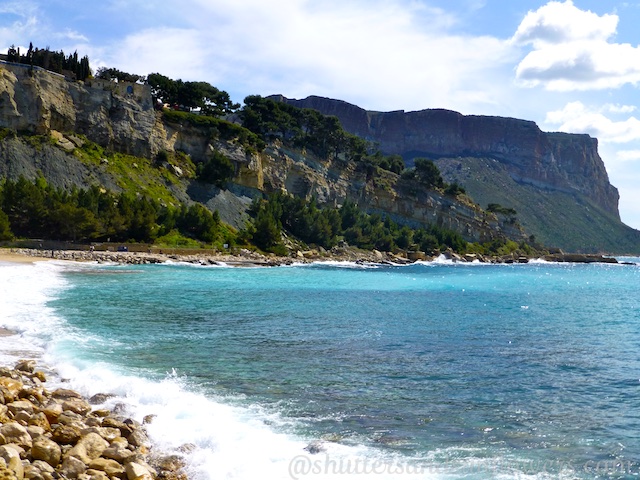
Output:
[
  {"xmin": 0, "ymin": 177, "xmax": 231, "ymax": 246},
  {"xmin": 6, "ymin": 43, "xmax": 91, "ymax": 81},
  {"xmin": 240, "ymin": 192, "xmax": 468, "ymax": 255}
]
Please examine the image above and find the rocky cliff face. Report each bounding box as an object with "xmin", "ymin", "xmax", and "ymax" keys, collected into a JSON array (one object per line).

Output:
[
  {"xmin": 272, "ymin": 95, "xmax": 620, "ymax": 219},
  {"xmin": 0, "ymin": 64, "xmax": 522, "ymax": 245}
]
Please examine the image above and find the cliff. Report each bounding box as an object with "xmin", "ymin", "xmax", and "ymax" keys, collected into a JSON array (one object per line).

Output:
[
  {"xmin": 0, "ymin": 62, "xmax": 637, "ymax": 252},
  {"xmin": 272, "ymin": 95, "xmax": 638, "ymax": 251}
]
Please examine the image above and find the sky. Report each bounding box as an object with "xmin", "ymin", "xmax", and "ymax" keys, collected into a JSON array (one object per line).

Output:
[{"xmin": 1, "ymin": 0, "xmax": 640, "ymax": 228}]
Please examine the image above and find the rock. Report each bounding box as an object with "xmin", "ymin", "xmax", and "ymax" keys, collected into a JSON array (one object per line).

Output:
[
  {"xmin": 303, "ymin": 441, "xmax": 325, "ymax": 454},
  {"xmin": 62, "ymin": 399, "xmax": 91, "ymax": 416},
  {"xmin": 126, "ymin": 429, "xmax": 148, "ymax": 448},
  {"xmin": 6, "ymin": 401, "xmax": 34, "ymax": 417},
  {"xmin": 87, "ymin": 394, "xmax": 115, "ymax": 406},
  {"xmin": 31, "ymin": 437, "xmax": 61, "ymax": 468},
  {"xmin": 101, "ymin": 444, "xmax": 134, "ymax": 463},
  {"xmin": 40, "ymin": 404, "xmax": 62, "ymax": 425},
  {"xmin": 14, "ymin": 362, "xmax": 35, "ymax": 374},
  {"xmin": 51, "ymin": 389, "xmax": 83, "ymax": 401},
  {"xmin": 87, "ymin": 458, "xmax": 124, "ymax": 477},
  {"xmin": 59, "ymin": 455, "xmax": 86, "ymax": 479},
  {"xmin": 65, "ymin": 433, "xmax": 108, "ymax": 464},
  {"xmin": 25, "ymin": 426, "xmax": 45, "ymax": 439},
  {"xmin": 0, "ymin": 445, "xmax": 23, "ymax": 480},
  {"xmin": 125, "ymin": 462, "xmax": 153, "ymax": 480},
  {"xmin": 0, "ymin": 424, "xmax": 32, "ymax": 449},
  {"xmin": 0, "ymin": 461, "xmax": 18, "ymax": 480},
  {"xmin": 0, "ymin": 380, "xmax": 23, "ymax": 402},
  {"xmin": 51, "ymin": 425, "xmax": 81, "ymax": 445}
]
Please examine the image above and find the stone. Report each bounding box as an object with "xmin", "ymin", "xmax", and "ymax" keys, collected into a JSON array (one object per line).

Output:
[
  {"xmin": 0, "ymin": 424, "xmax": 32, "ymax": 449},
  {"xmin": 65, "ymin": 433, "xmax": 108, "ymax": 464},
  {"xmin": 62, "ymin": 399, "xmax": 92, "ymax": 416},
  {"xmin": 60, "ymin": 455, "xmax": 86, "ymax": 479},
  {"xmin": 126, "ymin": 429, "xmax": 148, "ymax": 448},
  {"xmin": 31, "ymin": 437, "xmax": 61, "ymax": 468},
  {"xmin": 125, "ymin": 462, "xmax": 153, "ymax": 480},
  {"xmin": 27, "ymin": 413, "xmax": 50, "ymax": 432},
  {"xmin": 89, "ymin": 393, "xmax": 115, "ymax": 405},
  {"xmin": 0, "ymin": 445, "xmax": 23, "ymax": 480},
  {"xmin": 83, "ymin": 470, "xmax": 109, "ymax": 480},
  {"xmin": 87, "ymin": 458, "xmax": 124, "ymax": 477},
  {"xmin": 0, "ymin": 379, "xmax": 22, "ymax": 402},
  {"xmin": 80, "ymin": 427, "xmax": 120, "ymax": 443},
  {"xmin": 6, "ymin": 402, "xmax": 34, "ymax": 417},
  {"xmin": 0, "ymin": 462, "xmax": 17, "ymax": 480},
  {"xmin": 101, "ymin": 444, "xmax": 134, "ymax": 463},
  {"xmin": 14, "ymin": 361, "xmax": 35, "ymax": 374},
  {"xmin": 51, "ymin": 425, "xmax": 82, "ymax": 445},
  {"xmin": 40, "ymin": 404, "xmax": 62, "ymax": 425},
  {"xmin": 51, "ymin": 389, "xmax": 83, "ymax": 401},
  {"xmin": 25, "ymin": 426, "xmax": 45, "ymax": 439}
]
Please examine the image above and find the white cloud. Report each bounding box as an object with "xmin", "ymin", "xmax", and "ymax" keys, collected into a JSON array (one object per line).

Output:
[
  {"xmin": 512, "ymin": 1, "xmax": 640, "ymax": 91},
  {"xmin": 545, "ymin": 101, "xmax": 640, "ymax": 143},
  {"xmin": 101, "ymin": 0, "xmax": 516, "ymax": 113},
  {"xmin": 617, "ymin": 150, "xmax": 640, "ymax": 162}
]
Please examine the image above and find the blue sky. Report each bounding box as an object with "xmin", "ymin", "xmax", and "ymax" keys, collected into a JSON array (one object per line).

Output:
[{"xmin": 2, "ymin": 0, "xmax": 640, "ymax": 229}]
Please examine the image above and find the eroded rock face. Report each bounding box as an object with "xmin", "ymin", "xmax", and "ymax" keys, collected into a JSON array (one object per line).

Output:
[
  {"xmin": 272, "ymin": 95, "xmax": 620, "ymax": 219},
  {"xmin": 0, "ymin": 66, "xmax": 157, "ymax": 158}
]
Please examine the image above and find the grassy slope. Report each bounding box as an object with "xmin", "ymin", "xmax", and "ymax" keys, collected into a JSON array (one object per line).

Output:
[{"xmin": 436, "ymin": 157, "xmax": 640, "ymax": 253}]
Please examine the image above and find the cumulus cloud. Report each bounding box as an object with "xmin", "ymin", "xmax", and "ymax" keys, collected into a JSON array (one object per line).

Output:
[
  {"xmin": 512, "ymin": 1, "xmax": 640, "ymax": 91},
  {"xmin": 545, "ymin": 101, "xmax": 640, "ymax": 143},
  {"xmin": 96, "ymin": 0, "xmax": 515, "ymax": 112}
]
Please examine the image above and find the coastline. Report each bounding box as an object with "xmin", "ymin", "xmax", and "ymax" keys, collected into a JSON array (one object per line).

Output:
[
  {"xmin": 1, "ymin": 247, "xmax": 626, "ymax": 267},
  {"xmin": 0, "ymin": 359, "xmax": 186, "ymax": 480}
]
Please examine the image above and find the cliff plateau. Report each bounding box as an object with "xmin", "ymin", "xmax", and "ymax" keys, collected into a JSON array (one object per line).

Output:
[
  {"xmin": 272, "ymin": 95, "xmax": 640, "ymax": 252},
  {"xmin": 0, "ymin": 64, "xmax": 521, "ymax": 247}
]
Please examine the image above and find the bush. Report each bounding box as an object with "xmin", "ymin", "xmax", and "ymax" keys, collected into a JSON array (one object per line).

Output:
[{"xmin": 196, "ymin": 151, "xmax": 235, "ymax": 188}]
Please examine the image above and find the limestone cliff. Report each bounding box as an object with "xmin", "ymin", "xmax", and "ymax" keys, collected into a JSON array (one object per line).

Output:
[
  {"xmin": 271, "ymin": 95, "xmax": 637, "ymax": 251},
  {"xmin": 0, "ymin": 63, "xmax": 636, "ymax": 252}
]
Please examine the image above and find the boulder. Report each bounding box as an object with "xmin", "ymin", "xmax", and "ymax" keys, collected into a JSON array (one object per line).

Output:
[
  {"xmin": 0, "ymin": 445, "xmax": 23, "ymax": 480},
  {"xmin": 51, "ymin": 425, "xmax": 82, "ymax": 445},
  {"xmin": 14, "ymin": 361, "xmax": 35, "ymax": 374},
  {"xmin": 31, "ymin": 437, "xmax": 61, "ymax": 468},
  {"xmin": 87, "ymin": 458, "xmax": 124, "ymax": 477},
  {"xmin": 59, "ymin": 455, "xmax": 86, "ymax": 479},
  {"xmin": 0, "ymin": 424, "xmax": 32, "ymax": 449},
  {"xmin": 65, "ymin": 433, "xmax": 108, "ymax": 464},
  {"xmin": 125, "ymin": 461, "xmax": 153, "ymax": 480}
]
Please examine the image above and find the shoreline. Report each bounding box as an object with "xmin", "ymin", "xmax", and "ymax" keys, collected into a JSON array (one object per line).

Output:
[
  {"xmin": 1, "ymin": 247, "xmax": 628, "ymax": 267},
  {"xmin": 0, "ymin": 359, "xmax": 187, "ymax": 480}
]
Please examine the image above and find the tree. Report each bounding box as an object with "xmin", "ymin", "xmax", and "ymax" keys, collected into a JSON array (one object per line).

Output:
[
  {"xmin": 0, "ymin": 208, "xmax": 12, "ymax": 241},
  {"xmin": 414, "ymin": 158, "xmax": 444, "ymax": 188},
  {"xmin": 197, "ymin": 151, "xmax": 235, "ymax": 188}
]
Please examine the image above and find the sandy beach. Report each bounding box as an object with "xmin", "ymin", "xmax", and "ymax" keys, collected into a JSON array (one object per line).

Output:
[{"xmin": 0, "ymin": 249, "xmax": 39, "ymax": 264}]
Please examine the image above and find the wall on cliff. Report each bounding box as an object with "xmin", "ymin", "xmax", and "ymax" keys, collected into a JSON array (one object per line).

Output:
[{"xmin": 273, "ymin": 95, "xmax": 639, "ymax": 252}]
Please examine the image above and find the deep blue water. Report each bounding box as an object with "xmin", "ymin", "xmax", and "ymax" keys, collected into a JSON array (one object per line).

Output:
[{"xmin": 2, "ymin": 259, "xmax": 640, "ymax": 479}]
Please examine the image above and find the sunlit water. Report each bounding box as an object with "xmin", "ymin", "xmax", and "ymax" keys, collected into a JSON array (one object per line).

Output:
[{"xmin": 1, "ymin": 257, "xmax": 639, "ymax": 479}]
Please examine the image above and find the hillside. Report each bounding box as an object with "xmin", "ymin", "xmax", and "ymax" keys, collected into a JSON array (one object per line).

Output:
[
  {"xmin": 272, "ymin": 95, "xmax": 640, "ymax": 253},
  {"xmin": 0, "ymin": 62, "xmax": 534, "ymax": 256}
]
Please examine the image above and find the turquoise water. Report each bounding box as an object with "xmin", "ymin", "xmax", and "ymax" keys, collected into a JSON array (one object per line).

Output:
[{"xmin": 2, "ymin": 259, "xmax": 640, "ymax": 479}]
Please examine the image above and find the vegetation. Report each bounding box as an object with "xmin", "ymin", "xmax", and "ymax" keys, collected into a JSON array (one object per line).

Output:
[
  {"xmin": 487, "ymin": 203, "xmax": 517, "ymax": 216},
  {"xmin": 0, "ymin": 176, "xmax": 232, "ymax": 247},
  {"xmin": 241, "ymin": 96, "xmax": 406, "ymax": 175},
  {"xmin": 6, "ymin": 43, "xmax": 91, "ymax": 80},
  {"xmin": 147, "ymin": 73, "xmax": 240, "ymax": 116},
  {"xmin": 196, "ymin": 151, "xmax": 235, "ymax": 188},
  {"xmin": 95, "ymin": 67, "xmax": 144, "ymax": 84},
  {"xmin": 241, "ymin": 192, "xmax": 469, "ymax": 255}
]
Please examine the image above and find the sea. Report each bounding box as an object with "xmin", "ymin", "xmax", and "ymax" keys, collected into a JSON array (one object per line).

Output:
[{"xmin": 1, "ymin": 256, "xmax": 640, "ymax": 479}]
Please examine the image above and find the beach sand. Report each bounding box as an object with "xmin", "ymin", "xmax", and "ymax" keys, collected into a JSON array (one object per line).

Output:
[{"xmin": 0, "ymin": 249, "xmax": 39, "ymax": 264}]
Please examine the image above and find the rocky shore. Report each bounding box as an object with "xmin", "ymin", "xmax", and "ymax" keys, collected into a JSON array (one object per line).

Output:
[
  {"xmin": 4, "ymin": 247, "xmax": 624, "ymax": 267},
  {"xmin": 0, "ymin": 360, "xmax": 186, "ymax": 480}
]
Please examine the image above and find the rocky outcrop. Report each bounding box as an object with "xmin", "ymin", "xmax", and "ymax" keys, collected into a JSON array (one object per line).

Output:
[
  {"xmin": 0, "ymin": 64, "xmax": 158, "ymax": 158},
  {"xmin": 271, "ymin": 95, "xmax": 621, "ymax": 219},
  {"xmin": 0, "ymin": 360, "xmax": 186, "ymax": 480}
]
